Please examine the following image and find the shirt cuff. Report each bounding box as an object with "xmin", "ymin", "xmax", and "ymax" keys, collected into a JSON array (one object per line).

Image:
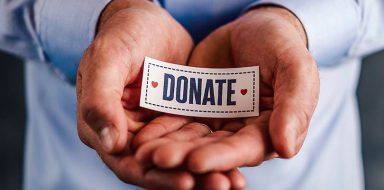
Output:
[
  {"xmin": 248, "ymin": 0, "xmax": 361, "ymax": 66},
  {"xmin": 35, "ymin": 0, "xmax": 111, "ymax": 83},
  {"xmin": 153, "ymin": 0, "xmax": 163, "ymax": 6}
]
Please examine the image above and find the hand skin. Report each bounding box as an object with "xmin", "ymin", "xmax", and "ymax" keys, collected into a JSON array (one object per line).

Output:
[
  {"xmin": 76, "ymin": 0, "xmax": 245, "ymax": 189},
  {"xmin": 137, "ymin": 6, "xmax": 320, "ymax": 175},
  {"xmin": 132, "ymin": 116, "xmax": 247, "ymax": 190}
]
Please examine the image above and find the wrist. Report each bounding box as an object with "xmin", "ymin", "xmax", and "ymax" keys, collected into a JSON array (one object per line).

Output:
[
  {"xmin": 247, "ymin": 6, "xmax": 308, "ymax": 47},
  {"xmin": 97, "ymin": 0, "xmax": 154, "ymax": 32}
]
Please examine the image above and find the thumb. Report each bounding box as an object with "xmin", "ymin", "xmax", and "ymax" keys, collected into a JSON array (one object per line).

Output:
[
  {"xmin": 77, "ymin": 38, "xmax": 141, "ymax": 154},
  {"xmin": 76, "ymin": 2, "xmax": 193, "ymax": 154},
  {"xmin": 269, "ymin": 48, "xmax": 319, "ymax": 158}
]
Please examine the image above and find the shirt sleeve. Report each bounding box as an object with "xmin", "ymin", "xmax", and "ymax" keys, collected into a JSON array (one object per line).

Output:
[
  {"xmin": 0, "ymin": 0, "xmax": 41, "ymax": 60},
  {"xmin": 248, "ymin": 0, "xmax": 362, "ymax": 66},
  {"xmin": 0, "ymin": 0, "xmax": 110, "ymax": 83},
  {"xmin": 35, "ymin": 0, "xmax": 111, "ymax": 83}
]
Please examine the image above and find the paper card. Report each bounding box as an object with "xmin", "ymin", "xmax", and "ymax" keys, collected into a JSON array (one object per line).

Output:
[{"xmin": 140, "ymin": 57, "xmax": 259, "ymax": 118}]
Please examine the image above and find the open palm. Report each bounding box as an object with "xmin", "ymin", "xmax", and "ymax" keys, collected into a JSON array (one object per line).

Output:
[
  {"xmin": 137, "ymin": 7, "xmax": 320, "ymax": 174},
  {"xmin": 76, "ymin": 0, "xmax": 247, "ymax": 188}
]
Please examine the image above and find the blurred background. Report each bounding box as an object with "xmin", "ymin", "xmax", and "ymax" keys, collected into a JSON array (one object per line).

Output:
[{"xmin": 0, "ymin": 49, "xmax": 383, "ymax": 190}]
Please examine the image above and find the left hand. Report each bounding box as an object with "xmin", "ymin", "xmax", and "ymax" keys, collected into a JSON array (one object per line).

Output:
[{"xmin": 136, "ymin": 6, "xmax": 320, "ymax": 174}]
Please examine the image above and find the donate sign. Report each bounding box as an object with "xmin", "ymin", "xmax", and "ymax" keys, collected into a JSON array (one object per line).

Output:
[{"xmin": 140, "ymin": 57, "xmax": 259, "ymax": 118}]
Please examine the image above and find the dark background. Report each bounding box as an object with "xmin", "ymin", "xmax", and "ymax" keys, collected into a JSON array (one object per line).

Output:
[{"xmin": 0, "ymin": 50, "xmax": 383, "ymax": 190}]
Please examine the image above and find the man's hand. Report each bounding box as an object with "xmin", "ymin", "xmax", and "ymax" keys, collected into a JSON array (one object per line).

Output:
[
  {"xmin": 76, "ymin": 0, "xmax": 196, "ymax": 188},
  {"xmin": 139, "ymin": 6, "xmax": 320, "ymax": 174},
  {"xmin": 77, "ymin": 0, "xmax": 193, "ymax": 153},
  {"xmin": 132, "ymin": 116, "xmax": 247, "ymax": 190},
  {"xmin": 76, "ymin": 0, "xmax": 245, "ymax": 188}
]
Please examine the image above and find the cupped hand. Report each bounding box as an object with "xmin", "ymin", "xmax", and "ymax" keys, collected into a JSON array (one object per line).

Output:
[
  {"xmin": 77, "ymin": 0, "xmax": 193, "ymax": 153},
  {"xmin": 133, "ymin": 115, "xmax": 247, "ymax": 190},
  {"xmin": 83, "ymin": 113, "xmax": 246, "ymax": 189},
  {"xmin": 142, "ymin": 6, "xmax": 320, "ymax": 174},
  {"xmin": 76, "ymin": 0, "xmax": 197, "ymax": 188},
  {"xmin": 76, "ymin": 0, "xmax": 245, "ymax": 188}
]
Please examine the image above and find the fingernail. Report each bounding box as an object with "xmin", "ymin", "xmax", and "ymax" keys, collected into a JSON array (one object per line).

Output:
[{"xmin": 98, "ymin": 125, "xmax": 117, "ymax": 152}]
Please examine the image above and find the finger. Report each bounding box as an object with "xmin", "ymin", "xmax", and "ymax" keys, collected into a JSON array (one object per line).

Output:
[
  {"xmin": 221, "ymin": 121, "xmax": 245, "ymax": 133},
  {"xmin": 163, "ymin": 122, "xmax": 212, "ymax": 141},
  {"xmin": 271, "ymin": 49, "xmax": 319, "ymax": 158},
  {"xmin": 226, "ymin": 168, "xmax": 247, "ymax": 190},
  {"xmin": 125, "ymin": 108, "xmax": 161, "ymax": 124},
  {"xmin": 195, "ymin": 172, "xmax": 230, "ymax": 190},
  {"xmin": 99, "ymin": 147, "xmax": 194, "ymax": 190},
  {"xmin": 194, "ymin": 118, "xmax": 235, "ymax": 131},
  {"xmin": 132, "ymin": 115, "xmax": 193, "ymax": 149},
  {"xmin": 153, "ymin": 131, "xmax": 233, "ymax": 169},
  {"xmin": 187, "ymin": 112, "xmax": 272, "ymax": 173},
  {"xmin": 78, "ymin": 37, "xmax": 142, "ymax": 154},
  {"xmin": 77, "ymin": 97, "xmax": 135, "ymax": 154},
  {"xmin": 135, "ymin": 122, "xmax": 213, "ymax": 166},
  {"xmin": 260, "ymin": 97, "xmax": 274, "ymax": 111},
  {"xmin": 265, "ymin": 152, "xmax": 279, "ymax": 161},
  {"xmin": 100, "ymin": 155, "xmax": 144, "ymax": 186},
  {"xmin": 145, "ymin": 170, "xmax": 195, "ymax": 190},
  {"xmin": 134, "ymin": 138, "xmax": 173, "ymax": 167},
  {"xmin": 122, "ymin": 87, "xmax": 141, "ymax": 110},
  {"xmin": 124, "ymin": 109, "xmax": 162, "ymax": 133},
  {"xmin": 95, "ymin": 132, "xmax": 144, "ymax": 185}
]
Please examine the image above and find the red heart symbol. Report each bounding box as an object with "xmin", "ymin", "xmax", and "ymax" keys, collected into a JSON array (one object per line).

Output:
[
  {"xmin": 241, "ymin": 89, "xmax": 248, "ymax": 95},
  {"xmin": 151, "ymin": 81, "xmax": 158, "ymax": 88}
]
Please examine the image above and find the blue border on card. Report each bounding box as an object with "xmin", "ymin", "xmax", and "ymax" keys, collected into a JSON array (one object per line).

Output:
[{"xmin": 145, "ymin": 62, "xmax": 256, "ymax": 113}]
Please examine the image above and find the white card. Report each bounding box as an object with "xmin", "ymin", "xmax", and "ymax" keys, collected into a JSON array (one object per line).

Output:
[{"xmin": 140, "ymin": 57, "xmax": 259, "ymax": 118}]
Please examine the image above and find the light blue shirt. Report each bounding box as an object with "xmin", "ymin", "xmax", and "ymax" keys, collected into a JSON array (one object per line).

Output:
[{"xmin": 1, "ymin": 0, "xmax": 383, "ymax": 189}]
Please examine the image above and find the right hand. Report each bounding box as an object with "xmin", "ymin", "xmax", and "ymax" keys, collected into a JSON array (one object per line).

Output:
[
  {"xmin": 77, "ymin": 0, "xmax": 195, "ymax": 188},
  {"xmin": 77, "ymin": 0, "xmax": 193, "ymax": 154},
  {"xmin": 76, "ymin": 0, "xmax": 245, "ymax": 189}
]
